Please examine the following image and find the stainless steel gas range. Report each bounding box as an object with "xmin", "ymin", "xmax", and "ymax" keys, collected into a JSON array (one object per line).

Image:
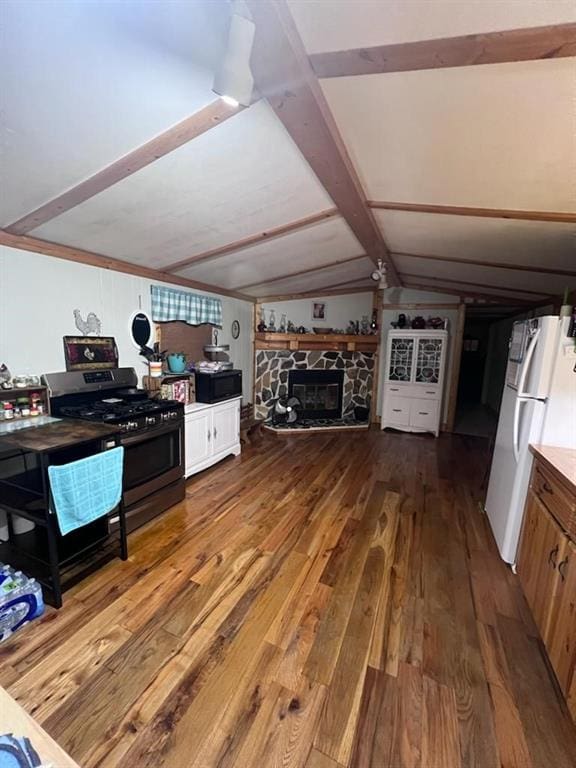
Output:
[{"xmin": 43, "ymin": 368, "xmax": 185, "ymax": 532}]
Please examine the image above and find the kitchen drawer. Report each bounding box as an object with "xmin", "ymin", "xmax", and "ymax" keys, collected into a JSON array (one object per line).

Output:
[
  {"xmin": 384, "ymin": 396, "xmax": 411, "ymax": 426},
  {"xmin": 385, "ymin": 384, "xmax": 411, "ymax": 397},
  {"xmin": 412, "ymin": 385, "xmax": 441, "ymax": 400},
  {"xmin": 410, "ymin": 399, "xmax": 439, "ymax": 430},
  {"xmin": 532, "ymin": 464, "xmax": 576, "ymax": 542}
]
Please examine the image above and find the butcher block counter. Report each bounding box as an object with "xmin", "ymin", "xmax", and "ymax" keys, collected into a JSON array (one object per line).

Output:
[
  {"xmin": 0, "ymin": 418, "xmax": 119, "ymax": 454},
  {"xmin": 0, "ymin": 686, "xmax": 80, "ymax": 766},
  {"xmin": 517, "ymin": 444, "xmax": 576, "ymax": 720}
]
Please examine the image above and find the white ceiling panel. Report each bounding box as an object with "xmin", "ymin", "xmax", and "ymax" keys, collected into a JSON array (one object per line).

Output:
[
  {"xmin": 31, "ymin": 101, "xmax": 335, "ymax": 267},
  {"xmin": 289, "ymin": 0, "xmax": 576, "ymax": 53},
  {"xmin": 178, "ymin": 217, "xmax": 363, "ymax": 288},
  {"xmin": 374, "ymin": 211, "xmax": 576, "ymax": 271},
  {"xmin": 244, "ymin": 258, "xmax": 374, "ymax": 297},
  {"xmin": 320, "ymin": 59, "xmax": 576, "ymax": 211},
  {"xmin": 393, "ymin": 254, "xmax": 570, "ymax": 297},
  {"xmin": 401, "ymin": 275, "xmax": 547, "ymax": 302},
  {"xmin": 0, "ymin": 0, "xmax": 228, "ymax": 225}
]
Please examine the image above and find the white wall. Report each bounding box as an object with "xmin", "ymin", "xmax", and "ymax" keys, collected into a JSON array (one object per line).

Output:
[
  {"xmin": 261, "ymin": 292, "xmax": 373, "ymax": 332},
  {"xmin": 378, "ymin": 288, "xmax": 461, "ymax": 424},
  {"xmin": 0, "ymin": 245, "xmax": 254, "ymax": 401}
]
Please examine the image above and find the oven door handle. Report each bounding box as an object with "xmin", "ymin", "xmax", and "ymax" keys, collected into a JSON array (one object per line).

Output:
[{"xmin": 119, "ymin": 421, "xmax": 182, "ymax": 446}]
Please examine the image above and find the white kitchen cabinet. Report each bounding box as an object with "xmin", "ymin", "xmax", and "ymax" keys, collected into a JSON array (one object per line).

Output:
[
  {"xmin": 184, "ymin": 397, "xmax": 241, "ymax": 478},
  {"xmin": 381, "ymin": 330, "xmax": 448, "ymax": 437}
]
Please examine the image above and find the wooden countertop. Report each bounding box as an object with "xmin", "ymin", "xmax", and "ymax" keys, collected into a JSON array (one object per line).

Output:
[
  {"xmin": 530, "ymin": 444, "xmax": 576, "ymax": 497},
  {"xmin": 0, "ymin": 419, "xmax": 119, "ymax": 453},
  {"xmin": 0, "ymin": 686, "xmax": 80, "ymax": 766}
]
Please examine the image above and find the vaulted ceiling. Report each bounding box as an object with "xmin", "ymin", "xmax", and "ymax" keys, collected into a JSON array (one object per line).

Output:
[{"xmin": 1, "ymin": 0, "xmax": 575, "ymax": 310}]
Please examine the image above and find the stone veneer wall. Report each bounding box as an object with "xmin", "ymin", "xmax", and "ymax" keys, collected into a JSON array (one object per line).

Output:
[{"xmin": 255, "ymin": 349, "xmax": 375, "ymax": 421}]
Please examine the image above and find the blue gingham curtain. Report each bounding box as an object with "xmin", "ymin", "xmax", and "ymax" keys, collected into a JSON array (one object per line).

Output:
[{"xmin": 151, "ymin": 285, "xmax": 222, "ymax": 326}]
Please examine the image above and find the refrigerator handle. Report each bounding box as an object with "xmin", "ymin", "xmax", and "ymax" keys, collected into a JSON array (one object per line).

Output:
[
  {"xmin": 513, "ymin": 396, "xmax": 529, "ymax": 463},
  {"xmin": 513, "ymin": 397, "xmax": 520, "ymax": 462},
  {"xmin": 517, "ymin": 327, "xmax": 540, "ymax": 398}
]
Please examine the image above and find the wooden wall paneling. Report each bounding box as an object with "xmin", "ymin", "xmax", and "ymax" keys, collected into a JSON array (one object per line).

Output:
[
  {"xmin": 370, "ymin": 290, "xmax": 383, "ymax": 424},
  {"xmin": 368, "ymin": 201, "xmax": 576, "ymax": 224},
  {"xmin": 310, "ymin": 23, "xmax": 576, "ymax": 78},
  {"xmin": 393, "ymin": 251, "xmax": 576, "ymax": 278},
  {"xmin": 258, "ymin": 286, "xmax": 375, "ymax": 302},
  {"xmin": 163, "ymin": 208, "xmax": 339, "ymax": 273},
  {"xmin": 0, "ymin": 230, "xmax": 256, "ymax": 303},
  {"xmin": 444, "ymin": 303, "xmax": 466, "ymax": 433},
  {"xmin": 5, "ymin": 101, "xmax": 242, "ymax": 236},
  {"xmin": 235, "ymin": 254, "xmax": 367, "ymax": 290},
  {"xmin": 246, "ymin": 0, "xmax": 400, "ymax": 284},
  {"xmin": 160, "ymin": 322, "xmax": 212, "ymax": 363}
]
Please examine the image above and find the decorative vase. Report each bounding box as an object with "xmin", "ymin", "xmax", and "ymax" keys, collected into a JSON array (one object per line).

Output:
[
  {"xmin": 167, "ymin": 353, "xmax": 186, "ymax": 373},
  {"xmin": 149, "ymin": 361, "xmax": 163, "ymax": 378}
]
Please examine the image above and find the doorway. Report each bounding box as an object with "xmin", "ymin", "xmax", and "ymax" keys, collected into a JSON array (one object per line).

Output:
[{"xmin": 453, "ymin": 316, "xmax": 498, "ymax": 438}]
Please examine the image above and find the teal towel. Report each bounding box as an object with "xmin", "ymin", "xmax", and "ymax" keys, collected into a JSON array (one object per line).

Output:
[{"xmin": 48, "ymin": 447, "xmax": 124, "ymax": 536}]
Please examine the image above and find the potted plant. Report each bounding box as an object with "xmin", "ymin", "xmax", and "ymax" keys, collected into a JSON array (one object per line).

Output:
[
  {"xmin": 167, "ymin": 351, "xmax": 187, "ymax": 373},
  {"xmin": 139, "ymin": 343, "xmax": 166, "ymax": 378}
]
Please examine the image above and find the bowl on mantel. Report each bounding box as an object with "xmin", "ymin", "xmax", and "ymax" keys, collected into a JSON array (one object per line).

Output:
[{"xmin": 312, "ymin": 328, "xmax": 333, "ymax": 335}]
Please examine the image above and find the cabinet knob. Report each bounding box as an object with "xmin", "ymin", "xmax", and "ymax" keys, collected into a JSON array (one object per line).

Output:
[
  {"xmin": 542, "ymin": 480, "xmax": 553, "ymax": 494},
  {"xmin": 558, "ymin": 557, "xmax": 568, "ymax": 582}
]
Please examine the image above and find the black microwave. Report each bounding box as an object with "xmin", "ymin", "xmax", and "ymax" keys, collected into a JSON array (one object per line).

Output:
[{"xmin": 195, "ymin": 369, "xmax": 242, "ymax": 404}]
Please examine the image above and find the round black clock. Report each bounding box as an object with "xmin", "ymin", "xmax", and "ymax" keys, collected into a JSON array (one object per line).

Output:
[{"xmin": 231, "ymin": 320, "xmax": 240, "ymax": 339}]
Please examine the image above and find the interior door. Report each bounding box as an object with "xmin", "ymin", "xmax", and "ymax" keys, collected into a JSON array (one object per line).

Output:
[
  {"xmin": 388, "ymin": 336, "xmax": 415, "ymax": 383},
  {"xmin": 517, "ymin": 492, "xmax": 565, "ymax": 633},
  {"xmin": 545, "ymin": 537, "xmax": 576, "ymax": 693},
  {"xmin": 185, "ymin": 410, "xmax": 212, "ymax": 474},
  {"xmin": 212, "ymin": 400, "xmax": 239, "ymax": 454}
]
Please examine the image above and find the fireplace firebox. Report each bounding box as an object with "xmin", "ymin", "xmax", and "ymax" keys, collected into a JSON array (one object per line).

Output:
[{"xmin": 288, "ymin": 369, "xmax": 344, "ymax": 419}]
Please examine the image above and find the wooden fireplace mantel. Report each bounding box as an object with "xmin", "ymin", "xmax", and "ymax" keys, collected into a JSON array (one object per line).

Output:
[{"xmin": 255, "ymin": 332, "xmax": 379, "ymax": 352}]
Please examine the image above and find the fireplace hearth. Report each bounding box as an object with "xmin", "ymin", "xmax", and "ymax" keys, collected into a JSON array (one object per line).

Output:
[{"xmin": 288, "ymin": 369, "xmax": 344, "ymax": 419}]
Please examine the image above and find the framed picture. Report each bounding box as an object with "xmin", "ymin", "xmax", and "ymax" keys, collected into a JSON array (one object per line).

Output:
[
  {"xmin": 63, "ymin": 336, "xmax": 118, "ymax": 371},
  {"xmin": 312, "ymin": 302, "xmax": 327, "ymax": 321}
]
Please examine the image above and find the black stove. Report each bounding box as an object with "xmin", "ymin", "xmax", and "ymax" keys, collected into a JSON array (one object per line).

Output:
[
  {"xmin": 42, "ymin": 367, "xmax": 185, "ymax": 533},
  {"xmin": 57, "ymin": 396, "xmax": 182, "ymax": 433}
]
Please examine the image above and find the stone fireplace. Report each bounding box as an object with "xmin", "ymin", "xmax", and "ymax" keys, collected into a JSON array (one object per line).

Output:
[
  {"xmin": 289, "ymin": 369, "xmax": 344, "ymax": 419},
  {"xmin": 254, "ymin": 349, "xmax": 375, "ymax": 421}
]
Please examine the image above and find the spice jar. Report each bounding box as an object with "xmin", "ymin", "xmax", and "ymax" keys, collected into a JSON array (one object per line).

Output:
[{"xmin": 3, "ymin": 402, "xmax": 14, "ymax": 419}]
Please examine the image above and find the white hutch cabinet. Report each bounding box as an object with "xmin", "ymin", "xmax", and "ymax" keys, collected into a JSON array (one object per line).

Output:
[
  {"xmin": 184, "ymin": 397, "xmax": 241, "ymax": 478},
  {"xmin": 381, "ymin": 330, "xmax": 448, "ymax": 437}
]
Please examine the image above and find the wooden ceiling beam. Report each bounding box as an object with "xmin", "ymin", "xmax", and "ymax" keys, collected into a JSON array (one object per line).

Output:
[
  {"xmin": 368, "ymin": 200, "xmax": 576, "ymax": 224},
  {"xmin": 259, "ymin": 285, "xmax": 374, "ymax": 302},
  {"xmin": 164, "ymin": 208, "xmax": 339, "ymax": 273},
  {"xmin": 0, "ymin": 230, "xmax": 256, "ymax": 303},
  {"xmin": 399, "ymin": 272, "xmax": 552, "ymax": 298},
  {"xmin": 310, "ymin": 23, "xmax": 576, "ymax": 78},
  {"xmin": 392, "ymin": 251, "xmax": 576, "ymax": 278},
  {"xmin": 246, "ymin": 0, "xmax": 400, "ymax": 283},
  {"xmin": 401, "ymin": 280, "xmax": 534, "ymax": 304},
  {"xmin": 4, "ymin": 100, "xmax": 242, "ymax": 236},
  {"xmin": 235, "ymin": 254, "xmax": 368, "ymax": 290}
]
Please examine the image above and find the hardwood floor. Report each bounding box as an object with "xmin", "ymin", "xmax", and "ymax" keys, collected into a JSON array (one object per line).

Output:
[{"xmin": 1, "ymin": 430, "xmax": 575, "ymax": 767}]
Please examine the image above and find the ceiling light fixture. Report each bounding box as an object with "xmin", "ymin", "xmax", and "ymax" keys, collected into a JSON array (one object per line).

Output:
[
  {"xmin": 370, "ymin": 259, "xmax": 388, "ymax": 288},
  {"xmin": 212, "ymin": 2, "xmax": 255, "ymax": 108}
]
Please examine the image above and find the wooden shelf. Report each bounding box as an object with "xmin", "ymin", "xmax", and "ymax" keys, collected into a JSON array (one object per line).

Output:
[{"xmin": 255, "ymin": 332, "xmax": 379, "ymax": 352}]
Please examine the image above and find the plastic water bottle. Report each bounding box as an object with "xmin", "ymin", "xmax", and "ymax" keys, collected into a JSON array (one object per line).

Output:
[{"xmin": 0, "ymin": 562, "xmax": 44, "ymax": 641}]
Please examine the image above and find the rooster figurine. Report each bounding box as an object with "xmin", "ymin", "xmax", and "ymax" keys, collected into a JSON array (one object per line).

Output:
[{"xmin": 73, "ymin": 309, "xmax": 101, "ymax": 336}]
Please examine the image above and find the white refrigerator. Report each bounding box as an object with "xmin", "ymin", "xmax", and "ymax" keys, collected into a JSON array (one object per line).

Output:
[{"xmin": 485, "ymin": 315, "xmax": 576, "ymax": 565}]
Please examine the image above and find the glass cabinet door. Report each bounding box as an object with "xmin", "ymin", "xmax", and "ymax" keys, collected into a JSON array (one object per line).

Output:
[
  {"xmin": 388, "ymin": 337, "xmax": 415, "ymax": 381},
  {"xmin": 415, "ymin": 337, "xmax": 444, "ymax": 384}
]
